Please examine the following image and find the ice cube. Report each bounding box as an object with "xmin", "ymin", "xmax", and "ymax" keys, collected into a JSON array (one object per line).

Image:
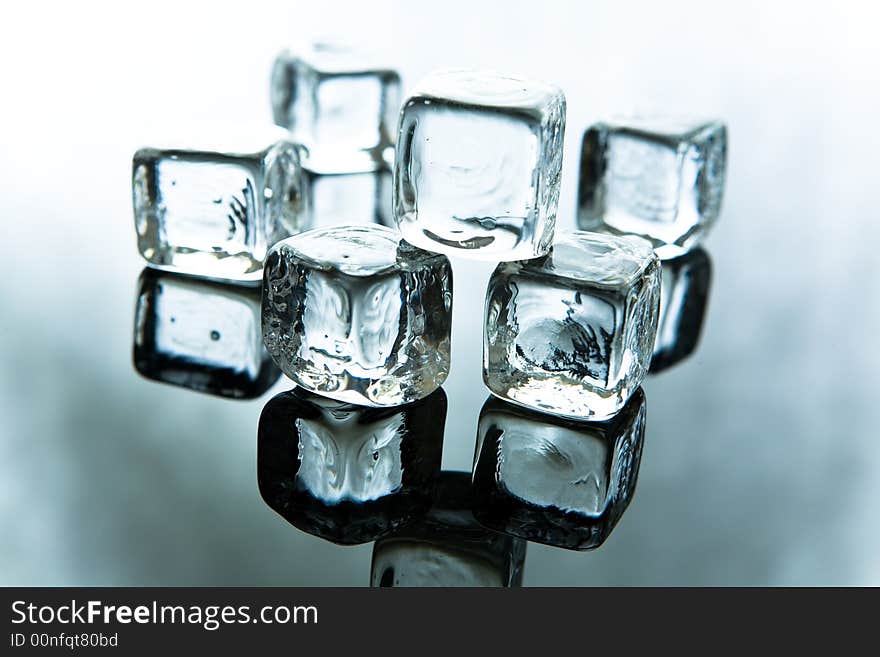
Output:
[
  {"xmin": 651, "ymin": 247, "xmax": 712, "ymax": 373},
  {"xmin": 257, "ymin": 387, "xmax": 446, "ymax": 545},
  {"xmin": 472, "ymin": 389, "xmax": 646, "ymax": 550},
  {"xmin": 371, "ymin": 471, "xmax": 526, "ymax": 587},
  {"xmin": 271, "ymin": 44, "xmax": 401, "ymax": 173},
  {"xmin": 578, "ymin": 117, "xmax": 727, "ymax": 259},
  {"xmin": 484, "ymin": 231, "xmax": 660, "ymax": 420},
  {"xmin": 393, "ymin": 69, "xmax": 566, "ymax": 261},
  {"xmin": 304, "ymin": 166, "xmax": 393, "ymax": 230},
  {"xmin": 132, "ymin": 132, "xmax": 308, "ymax": 282},
  {"xmin": 132, "ymin": 268, "xmax": 279, "ymax": 398},
  {"xmin": 262, "ymin": 225, "xmax": 452, "ymax": 406}
]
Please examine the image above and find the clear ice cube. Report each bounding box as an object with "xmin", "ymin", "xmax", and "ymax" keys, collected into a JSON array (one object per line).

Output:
[
  {"xmin": 651, "ymin": 247, "xmax": 712, "ymax": 373},
  {"xmin": 304, "ymin": 167, "xmax": 393, "ymax": 230},
  {"xmin": 271, "ymin": 44, "xmax": 401, "ymax": 173},
  {"xmin": 577, "ymin": 118, "xmax": 727, "ymax": 259},
  {"xmin": 472, "ymin": 390, "xmax": 646, "ymax": 550},
  {"xmin": 371, "ymin": 471, "xmax": 526, "ymax": 587},
  {"xmin": 133, "ymin": 268, "xmax": 280, "ymax": 398},
  {"xmin": 393, "ymin": 69, "xmax": 566, "ymax": 261},
  {"xmin": 262, "ymin": 225, "xmax": 452, "ymax": 406},
  {"xmin": 484, "ymin": 231, "xmax": 660, "ymax": 420},
  {"xmin": 257, "ymin": 387, "xmax": 445, "ymax": 545},
  {"xmin": 132, "ymin": 136, "xmax": 308, "ymax": 281}
]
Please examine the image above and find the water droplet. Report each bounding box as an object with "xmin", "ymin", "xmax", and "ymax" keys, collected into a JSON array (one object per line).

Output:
[{"xmin": 210, "ymin": 330, "xmax": 221, "ymax": 341}]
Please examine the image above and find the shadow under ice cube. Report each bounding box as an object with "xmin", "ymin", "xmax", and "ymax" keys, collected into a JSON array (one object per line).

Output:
[
  {"xmin": 472, "ymin": 390, "xmax": 646, "ymax": 551},
  {"xmin": 394, "ymin": 69, "xmax": 566, "ymax": 261},
  {"xmin": 484, "ymin": 231, "xmax": 660, "ymax": 420},
  {"xmin": 132, "ymin": 134, "xmax": 308, "ymax": 282},
  {"xmin": 577, "ymin": 118, "xmax": 727, "ymax": 259},
  {"xmin": 257, "ymin": 387, "xmax": 445, "ymax": 545},
  {"xmin": 262, "ymin": 225, "xmax": 452, "ymax": 406},
  {"xmin": 133, "ymin": 268, "xmax": 280, "ymax": 399},
  {"xmin": 271, "ymin": 44, "xmax": 401, "ymax": 173},
  {"xmin": 371, "ymin": 471, "xmax": 526, "ymax": 587}
]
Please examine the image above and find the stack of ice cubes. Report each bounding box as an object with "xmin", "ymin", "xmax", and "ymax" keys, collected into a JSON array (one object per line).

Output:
[
  {"xmin": 130, "ymin": 46, "xmax": 726, "ymax": 554},
  {"xmin": 129, "ymin": 45, "xmax": 406, "ymax": 399}
]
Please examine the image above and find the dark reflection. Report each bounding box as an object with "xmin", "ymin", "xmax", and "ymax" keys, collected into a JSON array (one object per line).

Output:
[
  {"xmin": 472, "ymin": 389, "xmax": 646, "ymax": 551},
  {"xmin": 305, "ymin": 167, "xmax": 393, "ymax": 230},
  {"xmin": 258, "ymin": 388, "xmax": 446, "ymax": 545},
  {"xmin": 133, "ymin": 268, "xmax": 280, "ymax": 399},
  {"xmin": 650, "ymin": 248, "xmax": 712, "ymax": 373},
  {"xmin": 371, "ymin": 471, "xmax": 526, "ymax": 587}
]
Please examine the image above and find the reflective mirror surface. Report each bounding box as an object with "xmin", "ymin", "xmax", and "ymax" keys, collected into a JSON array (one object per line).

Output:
[{"xmin": 258, "ymin": 388, "xmax": 445, "ymax": 544}]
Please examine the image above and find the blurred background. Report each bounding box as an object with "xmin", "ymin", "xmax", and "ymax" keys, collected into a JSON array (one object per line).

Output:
[{"xmin": 1, "ymin": 0, "xmax": 878, "ymax": 585}]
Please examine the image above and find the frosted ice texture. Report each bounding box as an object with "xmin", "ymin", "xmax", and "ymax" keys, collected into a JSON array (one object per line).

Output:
[
  {"xmin": 271, "ymin": 44, "xmax": 401, "ymax": 173},
  {"xmin": 578, "ymin": 118, "xmax": 727, "ymax": 259},
  {"xmin": 484, "ymin": 231, "xmax": 660, "ymax": 420},
  {"xmin": 472, "ymin": 390, "xmax": 646, "ymax": 550},
  {"xmin": 394, "ymin": 69, "xmax": 566, "ymax": 261},
  {"xmin": 133, "ymin": 139, "xmax": 308, "ymax": 281},
  {"xmin": 370, "ymin": 472, "xmax": 525, "ymax": 587},
  {"xmin": 132, "ymin": 269, "xmax": 279, "ymax": 398},
  {"xmin": 257, "ymin": 387, "xmax": 445, "ymax": 545},
  {"xmin": 262, "ymin": 226, "xmax": 452, "ymax": 406},
  {"xmin": 651, "ymin": 247, "xmax": 712, "ymax": 373}
]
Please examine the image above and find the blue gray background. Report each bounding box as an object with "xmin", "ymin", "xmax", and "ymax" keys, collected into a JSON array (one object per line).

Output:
[{"xmin": 1, "ymin": 0, "xmax": 878, "ymax": 585}]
